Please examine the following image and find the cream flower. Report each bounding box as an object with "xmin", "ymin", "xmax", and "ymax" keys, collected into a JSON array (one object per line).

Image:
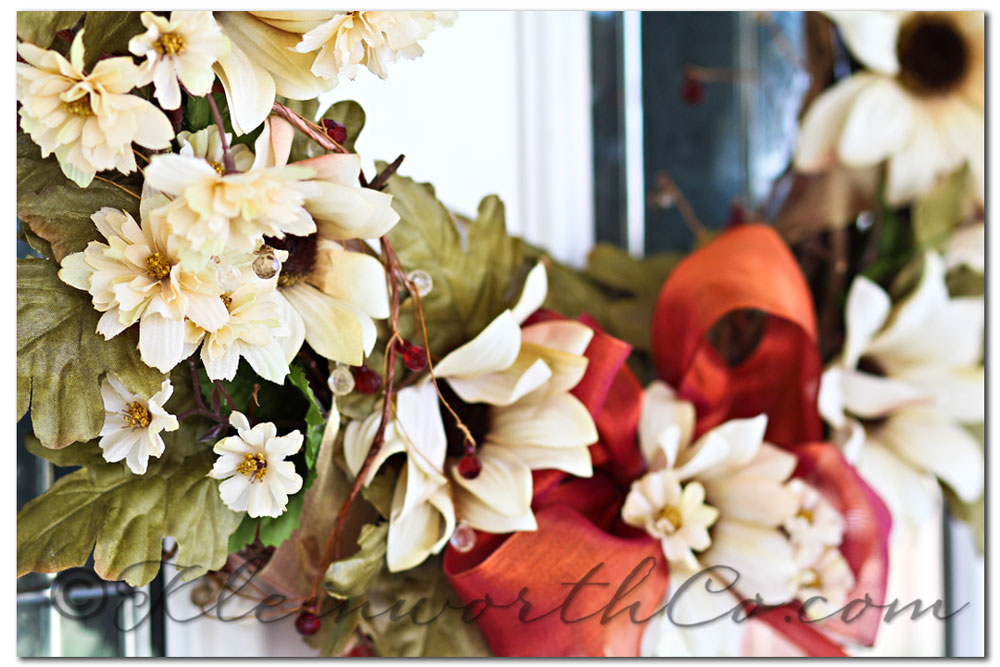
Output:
[
  {"xmin": 99, "ymin": 376, "xmax": 178, "ymax": 475},
  {"xmin": 292, "ymin": 11, "xmax": 456, "ymax": 81},
  {"xmin": 176, "ymin": 126, "xmax": 254, "ymax": 173},
  {"xmin": 57, "ymin": 195, "xmax": 229, "ymax": 373},
  {"xmin": 343, "ymin": 263, "xmax": 599, "ymax": 571},
  {"xmin": 794, "ymin": 547, "xmax": 857, "ymax": 620},
  {"xmin": 783, "ymin": 478, "xmax": 847, "ymax": 567},
  {"xmin": 943, "ymin": 221, "xmax": 985, "ymax": 273},
  {"xmin": 209, "ymin": 411, "xmax": 303, "ymax": 518},
  {"xmin": 16, "ymin": 31, "xmax": 174, "ymax": 187},
  {"xmin": 185, "ymin": 282, "xmax": 291, "ymax": 384},
  {"xmin": 129, "ymin": 11, "xmax": 230, "ymax": 110},
  {"xmin": 143, "ymin": 153, "xmax": 320, "ymax": 268},
  {"xmin": 818, "ymin": 251, "xmax": 984, "ymax": 524},
  {"xmin": 795, "ymin": 11, "xmax": 984, "ymax": 205}
]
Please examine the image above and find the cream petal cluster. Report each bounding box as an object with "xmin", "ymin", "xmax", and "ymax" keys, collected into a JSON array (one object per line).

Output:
[
  {"xmin": 795, "ymin": 11, "xmax": 984, "ymax": 205},
  {"xmin": 176, "ymin": 126, "xmax": 254, "ymax": 173},
  {"xmin": 58, "ymin": 196, "xmax": 230, "ymax": 373},
  {"xmin": 343, "ymin": 263, "xmax": 599, "ymax": 571},
  {"xmin": 16, "ymin": 31, "xmax": 174, "ymax": 187},
  {"xmin": 129, "ymin": 11, "xmax": 231, "ymax": 110},
  {"xmin": 629, "ymin": 382, "xmax": 855, "ymax": 656},
  {"xmin": 293, "ymin": 11, "xmax": 457, "ymax": 81},
  {"xmin": 98, "ymin": 376, "xmax": 179, "ymax": 475},
  {"xmin": 209, "ymin": 412, "xmax": 303, "ymax": 518},
  {"xmin": 818, "ymin": 251, "xmax": 984, "ymax": 526},
  {"xmin": 143, "ymin": 154, "xmax": 320, "ymax": 269}
]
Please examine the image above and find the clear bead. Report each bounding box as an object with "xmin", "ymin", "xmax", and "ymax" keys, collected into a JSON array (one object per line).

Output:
[
  {"xmin": 327, "ymin": 364, "xmax": 355, "ymax": 396},
  {"xmin": 252, "ymin": 246, "xmax": 282, "ymax": 280},
  {"xmin": 215, "ymin": 263, "xmax": 242, "ymax": 291},
  {"xmin": 449, "ymin": 521, "xmax": 476, "ymax": 553},
  {"xmin": 406, "ymin": 269, "xmax": 433, "ymax": 297}
]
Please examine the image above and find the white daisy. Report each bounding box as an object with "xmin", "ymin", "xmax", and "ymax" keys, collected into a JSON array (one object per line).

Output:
[
  {"xmin": 98, "ymin": 376, "xmax": 179, "ymax": 475},
  {"xmin": 16, "ymin": 31, "xmax": 174, "ymax": 187},
  {"xmin": 57, "ymin": 195, "xmax": 229, "ymax": 373},
  {"xmin": 209, "ymin": 411, "xmax": 303, "ymax": 518},
  {"xmin": 129, "ymin": 11, "xmax": 230, "ymax": 110},
  {"xmin": 795, "ymin": 11, "xmax": 984, "ymax": 205},
  {"xmin": 818, "ymin": 251, "xmax": 984, "ymax": 525}
]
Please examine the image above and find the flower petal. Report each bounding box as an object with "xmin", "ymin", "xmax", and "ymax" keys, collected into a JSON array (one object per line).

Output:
[
  {"xmin": 825, "ymin": 11, "xmax": 905, "ymax": 74},
  {"xmin": 282, "ymin": 282, "xmax": 364, "ymax": 365},
  {"xmin": 434, "ymin": 310, "xmax": 521, "ymax": 379}
]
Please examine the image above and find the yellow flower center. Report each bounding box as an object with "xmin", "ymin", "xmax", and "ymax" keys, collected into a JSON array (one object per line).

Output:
[
  {"xmin": 123, "ymin": 401, "xmax": 151, "ymax": 428},
  {"xmin": 800, "ymin": 568, "xmax": 823, "ymax": 590},
  {"xmin": 208, "ymin": 160, "xmax": 226, "ymax": 174},
  {"xmin": 657, "ymin": 505, "xmax": 682, "ymax": 530},
  {"xmin": 155, "ymin": 33, "xmax": 187, "ymax": 55},
  {"xmin": 237, "ymin": 452, "xmax": 268, "ymax": 482},
  {"xmin": 797, "ymin": 507, "xmax": 814, "ymax": 523},
  {"xmin": 145, "ymin": 251, "xmax": 173, "ymax": 280},
  {"xmin": 220, "ymin": 293, "xmax": 233, "ymax": 310},
  {"xmin": 63, "ymin": 97, "xmax": 93, "ymax": 116},
  {"xmin": 276, "ymin": 272, "xmax": 306, "ymax": 288}
]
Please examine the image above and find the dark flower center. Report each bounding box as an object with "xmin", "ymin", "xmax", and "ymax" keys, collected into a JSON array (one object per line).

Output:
[
  {"xmin": 438, "ymin": 381, "xmax": 491, "ymax": 457},
  {"xmin": 268, "ymin": 234, "xmax": 317, "ymax": 288},
  {"xmin": 896, "ymin": 14, "xmax": 968, "ymax": 96}
]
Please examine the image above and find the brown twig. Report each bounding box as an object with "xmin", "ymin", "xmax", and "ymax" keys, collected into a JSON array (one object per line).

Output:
[
  {"xmin": 367, "ymin": 154, "xmax": 405, "ymax": 191},
  {"xmin": 271, "ymin": 102, "xmax": 348, "ymax": 154},
  {"xmin": 205, "ymin": 93, "xmax": 236, "ymax": 173},
  {"xmin": 94, "ymin": 175, "xmax": 141, "ymax": 200},
  {"xmin": 652, "ymin": 171, "xmax": 711, "ymax": 241}
]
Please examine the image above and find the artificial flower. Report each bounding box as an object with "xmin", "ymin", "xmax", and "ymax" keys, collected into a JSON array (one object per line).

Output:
[
  {"xmin": 795, "ymin": 11, "xmax": 984, "ymax": 205},
  {"xmin": 818, "ymin": 251, "xmax": 984, "ymax": 524},
  {"xmin": 57, "ymin": 195, "xmax": 229, "ymax": 373},
  {"xmin": 16, "ymin": 30, "xmax": 174, "ymax": 187},
  {"xmin": 292, "ymin": 11, "xmax": 456, "ymax": 81},
  {"xmin": 185, "ymin": 281, "xmax": 292, "ymax": 384},
  {"xmin": 98, "ymin": 376, "xmax": 179, "ymax": 475},
  {"xmin": 176, "ymin": 125, "xmax": 254, "ymax": 174},
  {"xmin": 129, "ymin": 11, "xmax": 230, "ymax": 110},
  {"xmin": 143, "ymin": 153, "xmax": 320, "ymax": 268},
  {"xmin": 209, "ymin": 411, "xmax": 303, "ymax": 518},
  {"xmin": 943, "ymin": 220, "xmax": 985, "ymax": 273},
  {"xmin": 344, "ymin": 263, "xmax": 599, "ymax": 570}
]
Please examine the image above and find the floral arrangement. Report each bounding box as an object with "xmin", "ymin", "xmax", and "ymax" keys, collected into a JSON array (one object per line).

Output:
[{"xmin": 16, "ymin": 10, "xmax": 984, "ymax": 657}]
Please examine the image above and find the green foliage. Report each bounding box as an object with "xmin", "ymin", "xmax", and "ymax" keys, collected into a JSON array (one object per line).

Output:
[
  {"xmin": 360, "ymin": 558, "xmax": 490, "ymax": 657},
  {"xmin": 17, "ymin": 134, "xmax": 140, "ymax": 263},
  {"xmin": 287, "ymin": 365, "xmax": 325, "ymax": 470},
  {"xmin": 17, "ymin": 259, "xmax": 164, "ymax": 449},
  {"xmin": 386, "ymin": 172, "xmax": 526, "ymax": 357},
  {"xmin": 324, "ymin": 523, "xmax": 388, "ymax": 599},
  {"xmin": 184, "ymin": 92, "xmax": 264, "ymax": 145},
  {"xmin": 322, "ymin": 100, "xmax": 366, "ymax": 153},
  {"xmin": 81, "ymin": 12, "xmax": 144, "ymax": 71},
  {"xmin": 911, "ymin": 166, "xmax": 975, "ymax": 251},
  {"xmin": 16, "ymin": 11, "xmax": 83, "ymax": 48}
]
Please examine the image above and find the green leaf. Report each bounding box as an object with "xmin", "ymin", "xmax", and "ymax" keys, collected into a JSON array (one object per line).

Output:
[
  {"xmin": 25, "ymin": 434, "xmax": 105, "ymax": 469},
  {"xmin": 911, "ymin": 166, "xmax": 975, "ymax": 250},
  {"xmin": 17, "ymin": 11, "xmax": 83, "ymax": 48},
  {"xmin": 227, "ymin": 515, "xmax": 258, "ymax": 553},
  {"xmin": 81, "ymin": 12, "xmax": 144, "ymax": 71},
  {"xmin": 305, "ymin": 597, "xmax": 362, "ymax": 656},
  {"xmin": 17, "ymin": 259, "xmax": 164, "ymax": 449},
  {"xmin": 182, "ymin": 96, "xmax": 214, "ymax": 134},
  {"xmin": 361, "ymin": 558, "xmax": 490, "ymax": 657},
  {"xmin": 17, "ymin": 450, "xmax": 241, "ymax": 586},
  {"xmin": 320, "ymin": 100, "xmax": 366, "ymax": 153},
  {"xmin": 386, "ymin": 175, "xmax": 525, "ymax": 357},
  {"xmin": 287, "ymin": 365, "xmax": 325, "ymax": 470},
  {"xmin": 324, "ymin": 522, "xmax": 388, "ymax": 599}
]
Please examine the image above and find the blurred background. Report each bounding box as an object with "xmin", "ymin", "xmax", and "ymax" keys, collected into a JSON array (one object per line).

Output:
[{"xmin": 17, "ymin": 10, "xmax": 983, "ymax": 657}]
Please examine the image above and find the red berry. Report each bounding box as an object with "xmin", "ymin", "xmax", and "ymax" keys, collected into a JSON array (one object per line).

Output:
[
  {"xmin": 351, "ymin": 366, "xmax": 383, "ymax": 394},
  {"xmin": 346, "ymin": 643, "xmax": 375, "ymax": 657},
  {"xmin": 727, "ymin": 200, "xmax": 747, "ymax": 227},
  {"xmin": 457, "ymin": 454, "xmax": 482, "ymax": 480},
  {"xmin": 322, "ymin": 119, "xmax": 348, "ymax": 145},
  {"xmin": 295, "ymin": 611, "xmax": 320, "ymax": 636},
  {"xmin": 681, "ymin": 74, "xmax": 705, "ymax": 105},
  {"xmin": 397, "ymin": 340, "xmax": 428, "ymax": 372}
]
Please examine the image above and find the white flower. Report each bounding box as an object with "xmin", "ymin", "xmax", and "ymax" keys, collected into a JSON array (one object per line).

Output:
[
  {"xmin": 343, "ymin": 263, "xmax": 599, "ymax": 571},
  {"xmin": 176, "ymin": 126, "xmax": 254, "ymax": 174},
  {"xmin": 795, "ymin": 11, "xmax": 984, "ymax": 205},
  {"xmin": 209, "ymin": 412, "xmax": 303, "ymax": 518},
  {"xmin": 16, "ymin": 31, "xmax": 174, "ymax": 187},
  {"xmin": 293, "ymin": 11, "xmax": 456, "ymax": 81},
  {"xmin": 943, "ymin": 221, "xmax": 985, "ymax": 273},
  {"xmin": 98, "ymin": 376, "xmax": 179, "ymax": 475},
  {"xmin": 143, "ymin": 153, "xmax": 320, "ymax": 269},
  {"xmin": 129, "ymin": 11, "xmax": 230, "ymax": 109},
  {"xmin": 818, "ymin": 251, "xmax": 984, "ymax": 525},
  {"xmin": 57, "ymin": 195, "xmax": 229, "ymax": 373},
  {"xmin": 783, "ymin": 478, "xmax": 846, "ymax": 567},
  {"xmin": 186, "ymin": 281, "xmax": 291, "ymax": 385},
  {"xmin": 794, "ymin": 547, "xmax": 856, "ymax": 620}
]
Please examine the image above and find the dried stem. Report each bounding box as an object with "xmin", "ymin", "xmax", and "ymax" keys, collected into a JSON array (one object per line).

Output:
[
  {"xmin": 93, "ymin": 175, "xmax": 141, "ymax": 200},
  {"xmin": 271, "ymin": 102, "xmax": 348, "ymax": 154},
  {"xmin": 206, "ymin": 94, "xmax": 236, "ymax": 173},
  {"xmin": 367, "ymin": 154, "xmax": 405, "ymax": 191},
  {"xmin": 653, "ymin": 171, "xmax": 711, "ymax": 241}
]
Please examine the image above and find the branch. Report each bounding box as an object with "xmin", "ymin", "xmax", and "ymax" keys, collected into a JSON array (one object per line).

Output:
[
  {"xmin": 271, "ymin": 102, "xmax": 348, "ymax": 154},
  {"xmin": 205, "ymin": 94, "xmax": 236, "ymax": 173}
]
